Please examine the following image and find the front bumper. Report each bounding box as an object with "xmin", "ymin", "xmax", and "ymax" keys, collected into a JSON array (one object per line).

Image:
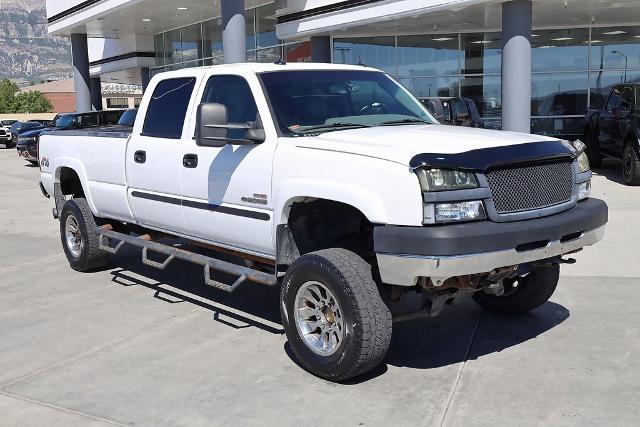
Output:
[{"xmin": 375, "ymin": 198, "xmax": 608, "ymax": 286}]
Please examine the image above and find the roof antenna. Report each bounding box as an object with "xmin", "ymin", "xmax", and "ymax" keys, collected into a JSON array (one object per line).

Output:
[{"xmin": 274, "ymin": 58, "xmax": 287, "ymax": 65}]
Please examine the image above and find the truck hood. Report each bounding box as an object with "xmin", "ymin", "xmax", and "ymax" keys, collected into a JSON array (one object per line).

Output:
[{"xmin": 293, "ymin": 124, "xmax": 561, "ymax": 166}]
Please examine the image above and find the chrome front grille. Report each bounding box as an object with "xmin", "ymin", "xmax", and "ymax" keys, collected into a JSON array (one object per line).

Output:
[{"xmin": 486, "ymin": 160, "xmax": 574, "ymax": 214}]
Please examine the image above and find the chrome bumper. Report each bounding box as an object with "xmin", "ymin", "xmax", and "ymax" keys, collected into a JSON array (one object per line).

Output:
[{"xmin": 376, "ymin": 225, "xmax": 606, "ymax": 286}]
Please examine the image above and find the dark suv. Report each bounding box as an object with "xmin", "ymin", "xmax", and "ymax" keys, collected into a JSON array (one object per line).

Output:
[
  {"xmin": 584, "ymin": 84, "xmax": 640, "ymax": 185},
  {"xmin": 16, "ymin": 110, "xmax": 125, "ymax": 164}
]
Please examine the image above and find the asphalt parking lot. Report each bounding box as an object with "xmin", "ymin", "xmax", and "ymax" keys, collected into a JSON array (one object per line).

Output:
[{"xmin": 0, "ymin": 148, "xmax": 638, "ymax": 426}]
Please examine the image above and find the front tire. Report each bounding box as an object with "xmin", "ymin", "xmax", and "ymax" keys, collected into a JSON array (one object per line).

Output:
[
  {"xmin": 473, "ymin": 264, "xmax": 560, "ymax": 316},
  {"xmin": 623, "ymin": 142, "xmax": 640, "ymax": 186},
  {"xmin": 59, "ymin": 198, "xmax": 109, "ymax": 272},
  {"xmin": 280, "ymin": 248, "xmax": 392, "ymax": 382}
]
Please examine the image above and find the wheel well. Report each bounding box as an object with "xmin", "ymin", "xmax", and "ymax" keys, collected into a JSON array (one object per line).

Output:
[
  {"xmin": 286, "ymin": 198, "xmax": 374, "ymax": 262},
  {"xmin": 57, "ymin": 167, "xmax": 85, "ymax": 198}
]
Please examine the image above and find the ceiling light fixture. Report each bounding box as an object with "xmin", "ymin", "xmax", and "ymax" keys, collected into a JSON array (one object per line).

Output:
[
  {"xmin": 602, "ymin": 30, "xmax": 627, "ymax": 35},
  {"xmin": 432, "ymin": 37, "xmax": 454, "ymax": 41},
  {"xmin": 551, "ymin": 37, "xmax": 573, "ymax": 41},
  {"xmin": 142, "ymin": 18, "xmax": 151, "ymax": 22},
  {"xmin": 177, "ymin": 7, "xmax": 188, "ymax": 10}
]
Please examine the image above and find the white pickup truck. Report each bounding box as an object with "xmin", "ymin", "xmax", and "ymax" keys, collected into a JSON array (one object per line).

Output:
[{"xmin": 39, "ymin": 62, "xmax": 608, "ymax": 382}]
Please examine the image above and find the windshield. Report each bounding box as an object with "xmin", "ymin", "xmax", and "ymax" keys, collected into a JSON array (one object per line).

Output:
[
  {"xmin": 259, "ymin": 70, "xmax": 436, "ymax": 136},
  {"xmin": 55, "ymin": 114, "xmax": 76, "ymax": 129},
  {"xmin": 1, "ymin": 120, "xmax": 16, "ymax": 126}
]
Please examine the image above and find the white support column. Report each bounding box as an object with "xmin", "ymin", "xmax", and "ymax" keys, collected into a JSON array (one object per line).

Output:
[
  {"xmin": 221, "ymin": 0, "xmax": 246, "ymax": 64},
  {"xmin": 501, "ymin": 0, "xmax": 532, "ymax": 133}
]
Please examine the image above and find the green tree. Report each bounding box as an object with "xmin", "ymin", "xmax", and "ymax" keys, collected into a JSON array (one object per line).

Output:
[
  {"xmin": 0, "ymin": 79, "xmax": 19, "ymax": 113},
  {"xmin": 12, "ymin": 91, "xmax": 53, "ymax": 114}
]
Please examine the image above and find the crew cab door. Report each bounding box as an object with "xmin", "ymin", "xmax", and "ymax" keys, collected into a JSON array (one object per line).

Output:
[
  {"xmin": 180, "ymin": 72, "xmax": 276, "ymax": 257},
  {"xmin": 600, "ymin": 87, "xmax": 622, "ymax": 153},
  {"xmin": 126, "ymin": 74, "xmax": 200, "ymax": 233}
]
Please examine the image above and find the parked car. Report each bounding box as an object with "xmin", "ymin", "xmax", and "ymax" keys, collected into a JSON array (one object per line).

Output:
[
  {"xmin": 531, "ymin": 93, "xmax": 588, "ymax": 141},
  {"xmin": 584, "ymin": 84, "xmax": 640, "ymax": 185},
  {"xmin": 1, "ymin": 119, "xmax": 18, "ymax": 147},
  {"xmin": 39, "ymin": 63, "xmax": 607, "ymax": 382},
  {"xmin": 17, "ymin": 110, "xmax": 126, "ymax": 164},
  {"xmin": 9, "ymin": 121, "xmax": 45, "ymax": 149},
  {"xmin": 419, "ymin": 97, "xmax": 484, "ymax": 128}
]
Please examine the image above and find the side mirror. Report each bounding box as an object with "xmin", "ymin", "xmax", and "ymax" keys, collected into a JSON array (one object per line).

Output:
[
  {"xmin": 196, "ymin": 102, "xmax": 266, "ymax": 146},
  {"xmin": 196, "ymin": 103, "xmax": 229, "ymax": 148}
]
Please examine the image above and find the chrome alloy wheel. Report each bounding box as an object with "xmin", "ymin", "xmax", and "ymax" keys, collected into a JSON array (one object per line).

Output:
[
  {"xmin": 65, "ymin": 215, "xmax": 83, "ymax": 258},
  {"xmin": 294, "ymin": 281, "xmax": 344, "ymax": 356}
]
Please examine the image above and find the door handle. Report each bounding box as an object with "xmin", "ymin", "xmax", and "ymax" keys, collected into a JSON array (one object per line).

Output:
[
  {"xmin": 134, "ymin": 150, "xmax": 146, "ymax": 164},
  {"xmin": 183, "ymin": 153, "xmax": 198, "ymax": 168}
]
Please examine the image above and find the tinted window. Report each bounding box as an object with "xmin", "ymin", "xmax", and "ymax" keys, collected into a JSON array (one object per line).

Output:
[
  {"xmin": 202, "ymin": 75, "xmax": 258, "ymax": 140},
  {"xmin": 78, "ymin": 113, "xmax": 99, "ymax": 128},
  {"xmin": 101, "ymin": 110, "xmax": 122, "ymax": 125},
  {"xmin": 118, "ymin": 109, "xmax": 137, "ymax": 126},
  {"xmin": 619, "ymin": 87, "xmax": 633, "ymax": 111},
  {"xmin": 143, "ymin": 77, "xmax": 196, "ymax": 138},
  {"xmin": 605, "ymin": 89, "xmax": 621, "ymax": 112}
]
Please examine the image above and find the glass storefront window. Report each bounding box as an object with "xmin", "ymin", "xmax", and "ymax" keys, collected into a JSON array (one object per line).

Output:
[
  {"xmin": 181, "ymin": 23, "xmax": 203, "ymax": 64},
  {"xmin": 154, "ymin": 34, "xmax": 165, "ymax": 66},
  {"xmin": 460, "ymin": 32, "xmax": 501, "ymax": 74},
  {"xmin": 405, "ymin": 76, "xmax": 459, "ymax": 99},
  {"xmin": 532, "ymin": 72, "xmax": 589, "ymax": 116},
  {"xmin": 532, "ymin": 28, "xmax": 589, "ymax": 72},
  {"xmin": 589, "ymin": 70, "xmax": 640, "ymax": 109},
  {"xmin": 397, "ymin": 34, "xmax": 459, "ymax": 77},
  {"xmin": 256, "ymin": 3, "xmax": 278, "ymax": 48},
  {"xmin": 591, "ymin": 26, "xmax": 640, "ymax": 70},
  {"xmin": 257, "ymin": 46, "xmax": 282, "ymax": 63},
  {"xmin": 460, "ymin": 75, "xmax": 502, "ymax": 119},
  {"xmin": 333, "ymin": 37, "xmax": 396, "ymax": 74},
  {"xmin": 163, "ymin": 28, "xmax": 181, "ymax": 65},
  {"xmin": 203, "ymin": 18, "xmax": 224, "ymax": 65}
]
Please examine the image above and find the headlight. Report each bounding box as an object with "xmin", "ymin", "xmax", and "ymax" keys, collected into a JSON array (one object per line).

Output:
[
  {"xmin": 577, "ymin": 152, "xmax": 590, "ymax": 173},
  {"xmin": 415, "ymin": 168, "xmax": 479, "ymax": 192},
  {"xmin": 424, "ymin": 201, "xmax": 487, "ymax": 224}
]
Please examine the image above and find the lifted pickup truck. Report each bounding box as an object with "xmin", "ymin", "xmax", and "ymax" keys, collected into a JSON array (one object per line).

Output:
[
  {"xmin": 584, "ymin": 84, "xmax": 640, "ymax": 185},
  {"xmin": 39, "ymin": 63, "xmax": 608, "ymax": 382}
]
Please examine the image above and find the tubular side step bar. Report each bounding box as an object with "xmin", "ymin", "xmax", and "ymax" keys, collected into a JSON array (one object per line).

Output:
[{"xmin": 96, "ymin": 228, "xmax": 277, "ymax": 292}]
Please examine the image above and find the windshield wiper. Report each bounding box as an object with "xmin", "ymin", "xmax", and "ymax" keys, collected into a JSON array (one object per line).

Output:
[
  {"xmin": 296, "ymin": 122, "xmax": 372, "ymax": 134},
  {"xmin": 378, "ymin": 118, "xmax": 432, "ymax": 126}
]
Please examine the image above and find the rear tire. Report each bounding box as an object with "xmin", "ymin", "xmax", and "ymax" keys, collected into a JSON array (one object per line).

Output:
[
  {"xmin": 59, "ymin": 198, "xmax": 109, "ymax": 272},
  {"xmin": 584, "ymin": 130, "xmax": 602, "ymax": 168},
  {"xmin": 623, "ymin": 142, "xmax": 640, "ymax": 186},
  {"xmin": 473, "ymin": 265, "xmax": 560, "ymax": 316},
  {"xmin": 280, "ymin": 248, "xmax": 392, "ymax": 382}
]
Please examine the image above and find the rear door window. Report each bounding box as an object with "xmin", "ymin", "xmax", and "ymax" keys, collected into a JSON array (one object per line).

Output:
[{"xmin": 143, "ymin": 77, "xmax": 197, "ymax": 139}]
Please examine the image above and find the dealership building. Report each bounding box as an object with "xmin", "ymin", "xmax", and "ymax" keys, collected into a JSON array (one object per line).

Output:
[{"xmin": 47, "ymin": 0, "xmax": 640, "ymax": 137}]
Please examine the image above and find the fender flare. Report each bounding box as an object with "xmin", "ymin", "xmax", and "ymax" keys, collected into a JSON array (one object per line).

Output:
[
  {"xmin": 273, "ymin": 179, "xmax": 389, "ymax": 227},
  {"xmin": 52, "ymin": 157, "xmax": 97, "ymax": 216}
]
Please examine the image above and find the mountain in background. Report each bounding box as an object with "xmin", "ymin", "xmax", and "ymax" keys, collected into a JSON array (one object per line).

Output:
[{"xmin": 0, "ymin": 0, "xmax": 73, "ymax": 85}]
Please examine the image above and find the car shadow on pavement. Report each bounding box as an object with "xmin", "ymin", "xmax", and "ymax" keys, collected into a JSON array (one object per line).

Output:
[
  {"xmin": 104, "ymin": 246, "xmax": 569, "ymax": 383},
  {"xmin": 386, "ymin": 299, "xmax": 570, "ymax": 371},
  {"xmin": 593, "ymin": 159, "xmax": 624, "ymax": 185},
  {"xmin": 108, "ymin": 246, "xmax": 284, "ymax": 335}
]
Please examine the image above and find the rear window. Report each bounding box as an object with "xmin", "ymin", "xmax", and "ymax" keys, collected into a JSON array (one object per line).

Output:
[{"xmin": 142, "ymin": 77, "xmax": 196, "ymax": 139}]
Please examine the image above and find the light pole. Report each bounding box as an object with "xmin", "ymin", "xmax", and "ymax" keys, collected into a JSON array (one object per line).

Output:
[{"xmin": 612, "ymin": 50, "xmax": 628, "ymax": 82}]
